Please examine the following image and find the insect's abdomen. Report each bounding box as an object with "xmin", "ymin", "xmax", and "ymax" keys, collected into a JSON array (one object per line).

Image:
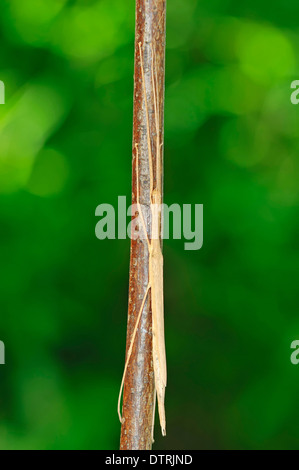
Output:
[{"xmin": 150, "ymin": 243, "xmax": 167, "ymax": 435}]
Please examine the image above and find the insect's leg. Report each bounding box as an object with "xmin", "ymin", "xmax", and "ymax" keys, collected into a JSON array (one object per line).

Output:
[
  {"xmin": 118, "ymin": 283, "xmax": 150, "ymax": 423},
  {"xmin": 138, "ymin": 42, "xmax": 154, "ymax": 195},
  {"xmin": 151, "ymin": 44, "xmax": 160, "ymax": 173},
  {"xmin": 151, "ymin": 388, "xmax": 157, "ymax": 443}
]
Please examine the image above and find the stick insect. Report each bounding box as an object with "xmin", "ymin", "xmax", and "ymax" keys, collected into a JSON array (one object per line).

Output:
[{"xmin": 118, "ymin": 41, "xmax": 167, "ymax": 438}]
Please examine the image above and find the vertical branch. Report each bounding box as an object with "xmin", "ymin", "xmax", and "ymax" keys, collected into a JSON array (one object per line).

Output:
[{"xmin": 120, "ymin": 0, "xmax": 166, "ymax": 451}]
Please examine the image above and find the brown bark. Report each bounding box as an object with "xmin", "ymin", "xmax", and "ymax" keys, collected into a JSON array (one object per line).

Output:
[{"xmin": 119, "ymin": 0, "xmax": 167, "ymax": 451}]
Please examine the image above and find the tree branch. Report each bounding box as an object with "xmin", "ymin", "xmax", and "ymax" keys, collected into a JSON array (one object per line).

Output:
[{"xmin": 120, "ymin": 0, "xmax": 167, "ymax": 451}]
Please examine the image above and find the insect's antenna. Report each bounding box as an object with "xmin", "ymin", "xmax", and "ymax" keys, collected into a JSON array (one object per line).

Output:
[
  {"xmin": 139, "ymin": 42, "xmax": 154, "ymax": 196},
  {"xmin": 117, "ymin": 144, "xmax": 151, "ymax": 423}
]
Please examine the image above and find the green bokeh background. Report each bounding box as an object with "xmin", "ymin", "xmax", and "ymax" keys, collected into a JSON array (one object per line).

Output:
[{"xmin": 0, "ymin": 0, "xmax": 299, "ymax": 450}]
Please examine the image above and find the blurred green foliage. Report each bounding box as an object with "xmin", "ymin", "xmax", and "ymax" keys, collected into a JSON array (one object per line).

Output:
[{"xmin": 0, "ymin": 0, "xmax": 299, "ymax": 450}]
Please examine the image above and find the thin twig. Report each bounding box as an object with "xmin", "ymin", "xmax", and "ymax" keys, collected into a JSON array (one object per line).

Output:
[{"xmin": 119, "ymin": 0, "xmax": 167, "ymax": 451}]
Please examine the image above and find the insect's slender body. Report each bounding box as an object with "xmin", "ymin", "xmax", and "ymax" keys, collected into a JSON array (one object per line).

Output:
[
  {"xmin": 118, "ymin": 41, "xmax": 166, "ymax": 438},
  {"xmin": 149, "ymin": 190, "xmax": 166, "ymax": 435}
]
